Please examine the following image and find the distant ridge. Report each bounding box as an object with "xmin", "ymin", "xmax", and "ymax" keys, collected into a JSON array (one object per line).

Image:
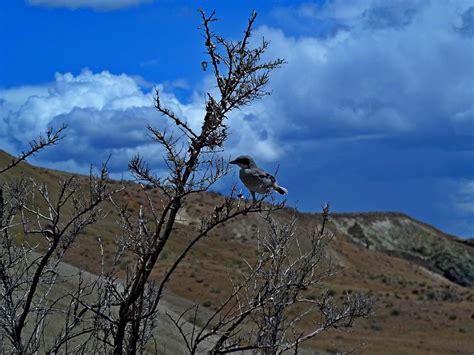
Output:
[
  {"xmin": 332, "ymin": 211, "xmax": 463, "ymax": 242},
  {"xmin": 331, "ymin": 213, "xmax": 474, "ymax": 286}
]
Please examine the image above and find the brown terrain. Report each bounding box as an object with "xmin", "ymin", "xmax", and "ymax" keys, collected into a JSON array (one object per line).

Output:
[{"xmin": 1, "ymin": 150, "xmax": 473, "ymax": 354}]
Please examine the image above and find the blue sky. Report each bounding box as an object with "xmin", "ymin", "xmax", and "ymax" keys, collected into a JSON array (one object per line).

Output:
[{"xmin": 1, "ymin": 0, "xmax": 473, "ymax": 237}]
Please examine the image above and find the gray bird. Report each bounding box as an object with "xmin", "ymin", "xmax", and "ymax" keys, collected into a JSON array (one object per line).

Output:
[{"xmin": 230, "ymin": 155, "xmax": 288, "ymax": 201}]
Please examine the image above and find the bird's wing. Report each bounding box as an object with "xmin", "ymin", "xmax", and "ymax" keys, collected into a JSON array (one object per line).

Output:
[
  {"xmin": 252, "ymin": 167, "xmax": 276, "ymax": 184},
  {"xmin": 240, "ymin": 167, "xmax": 279, "ymax": 194}
]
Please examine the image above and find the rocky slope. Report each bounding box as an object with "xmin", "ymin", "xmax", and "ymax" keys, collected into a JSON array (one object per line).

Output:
[{"xmin": 331, "ymin": 212, "xmax": 474, "ymax": 286}]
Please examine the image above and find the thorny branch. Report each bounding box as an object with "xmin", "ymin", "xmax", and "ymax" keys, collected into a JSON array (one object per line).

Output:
[
  {"xmin": 0, "ymin": 125, "xmax": 66, "ymax": 175},
  {"xmin": 0, "ymin": 155, "xmax": 121, "ymax": 353},
  {"xmin": 94, "ymin": 10, "xmax": 286, "ymax": 354},
  {"xmin": 169, "ymin": 205, "xmax": 372, "ymax": 353}
]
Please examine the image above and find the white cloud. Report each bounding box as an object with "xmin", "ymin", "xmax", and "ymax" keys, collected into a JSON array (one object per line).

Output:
[
  {"xmin": 250, "ymin": 0, "xmax": 474, "ymax": 149},
  {"xmin": 3, "ymin": 70, "xmax": 152, "ymax": 143},
  {"xmin": 0, "ymin": 69, "xmax": 282, "ymax": 175},
  {"xmin": 27, "ymin": 0, "xmax": 152, "ymax": 11},
  {"xmin": 0, "ymin": 70, "xmax": 167, "ymax": 173}
]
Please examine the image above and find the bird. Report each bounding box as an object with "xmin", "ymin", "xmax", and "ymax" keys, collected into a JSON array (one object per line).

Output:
[{"xmin": 229, "ymin": 155, "xmax": 288, "ymax": 201}]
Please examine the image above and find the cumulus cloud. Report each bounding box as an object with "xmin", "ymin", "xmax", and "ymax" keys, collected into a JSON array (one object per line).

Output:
[
  {"xmin": 27, "ymin": 0, "xmax": 152, "ymax": 11},
  {"xmin": 259, "ymin": 0, "xmax": 474, "ymax": 146},
  {"xmin": 0, "ymin": 69, "xmax": 281, "ymax": 175},
  {"xmin": 0, "ymin": 70, "xmax": 156, "ymax": 173}
]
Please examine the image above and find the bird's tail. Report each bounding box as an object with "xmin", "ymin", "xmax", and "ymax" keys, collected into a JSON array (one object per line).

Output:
[{"xmin": 274, "ymin": 184, "xmax": 288, "ymax": 195}]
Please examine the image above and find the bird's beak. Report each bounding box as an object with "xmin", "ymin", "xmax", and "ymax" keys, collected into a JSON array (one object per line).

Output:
[{"xmin": 229, "ymin": 159, "xmax": 237, "ymax": 165}]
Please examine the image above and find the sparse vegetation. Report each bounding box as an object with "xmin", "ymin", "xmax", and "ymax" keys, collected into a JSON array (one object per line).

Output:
[{"xmin": 390, "ymin": 308, "xmax": 401, "ymax": 316}]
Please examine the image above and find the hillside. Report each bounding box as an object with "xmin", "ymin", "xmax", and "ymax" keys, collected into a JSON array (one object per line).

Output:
[
  {"xmin": 331, "ymin": 212, "xmax": 474, "ymax": 287},
  {"xmin": 1, "ymin": 150, "xmax": 473, "ymax": 354}
]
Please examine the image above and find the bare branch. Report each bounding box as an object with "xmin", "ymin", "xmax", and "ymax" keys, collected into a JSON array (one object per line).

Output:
[{"xmin": 0, "ymin": 125, "xmax": 66, "ymax": 175}]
